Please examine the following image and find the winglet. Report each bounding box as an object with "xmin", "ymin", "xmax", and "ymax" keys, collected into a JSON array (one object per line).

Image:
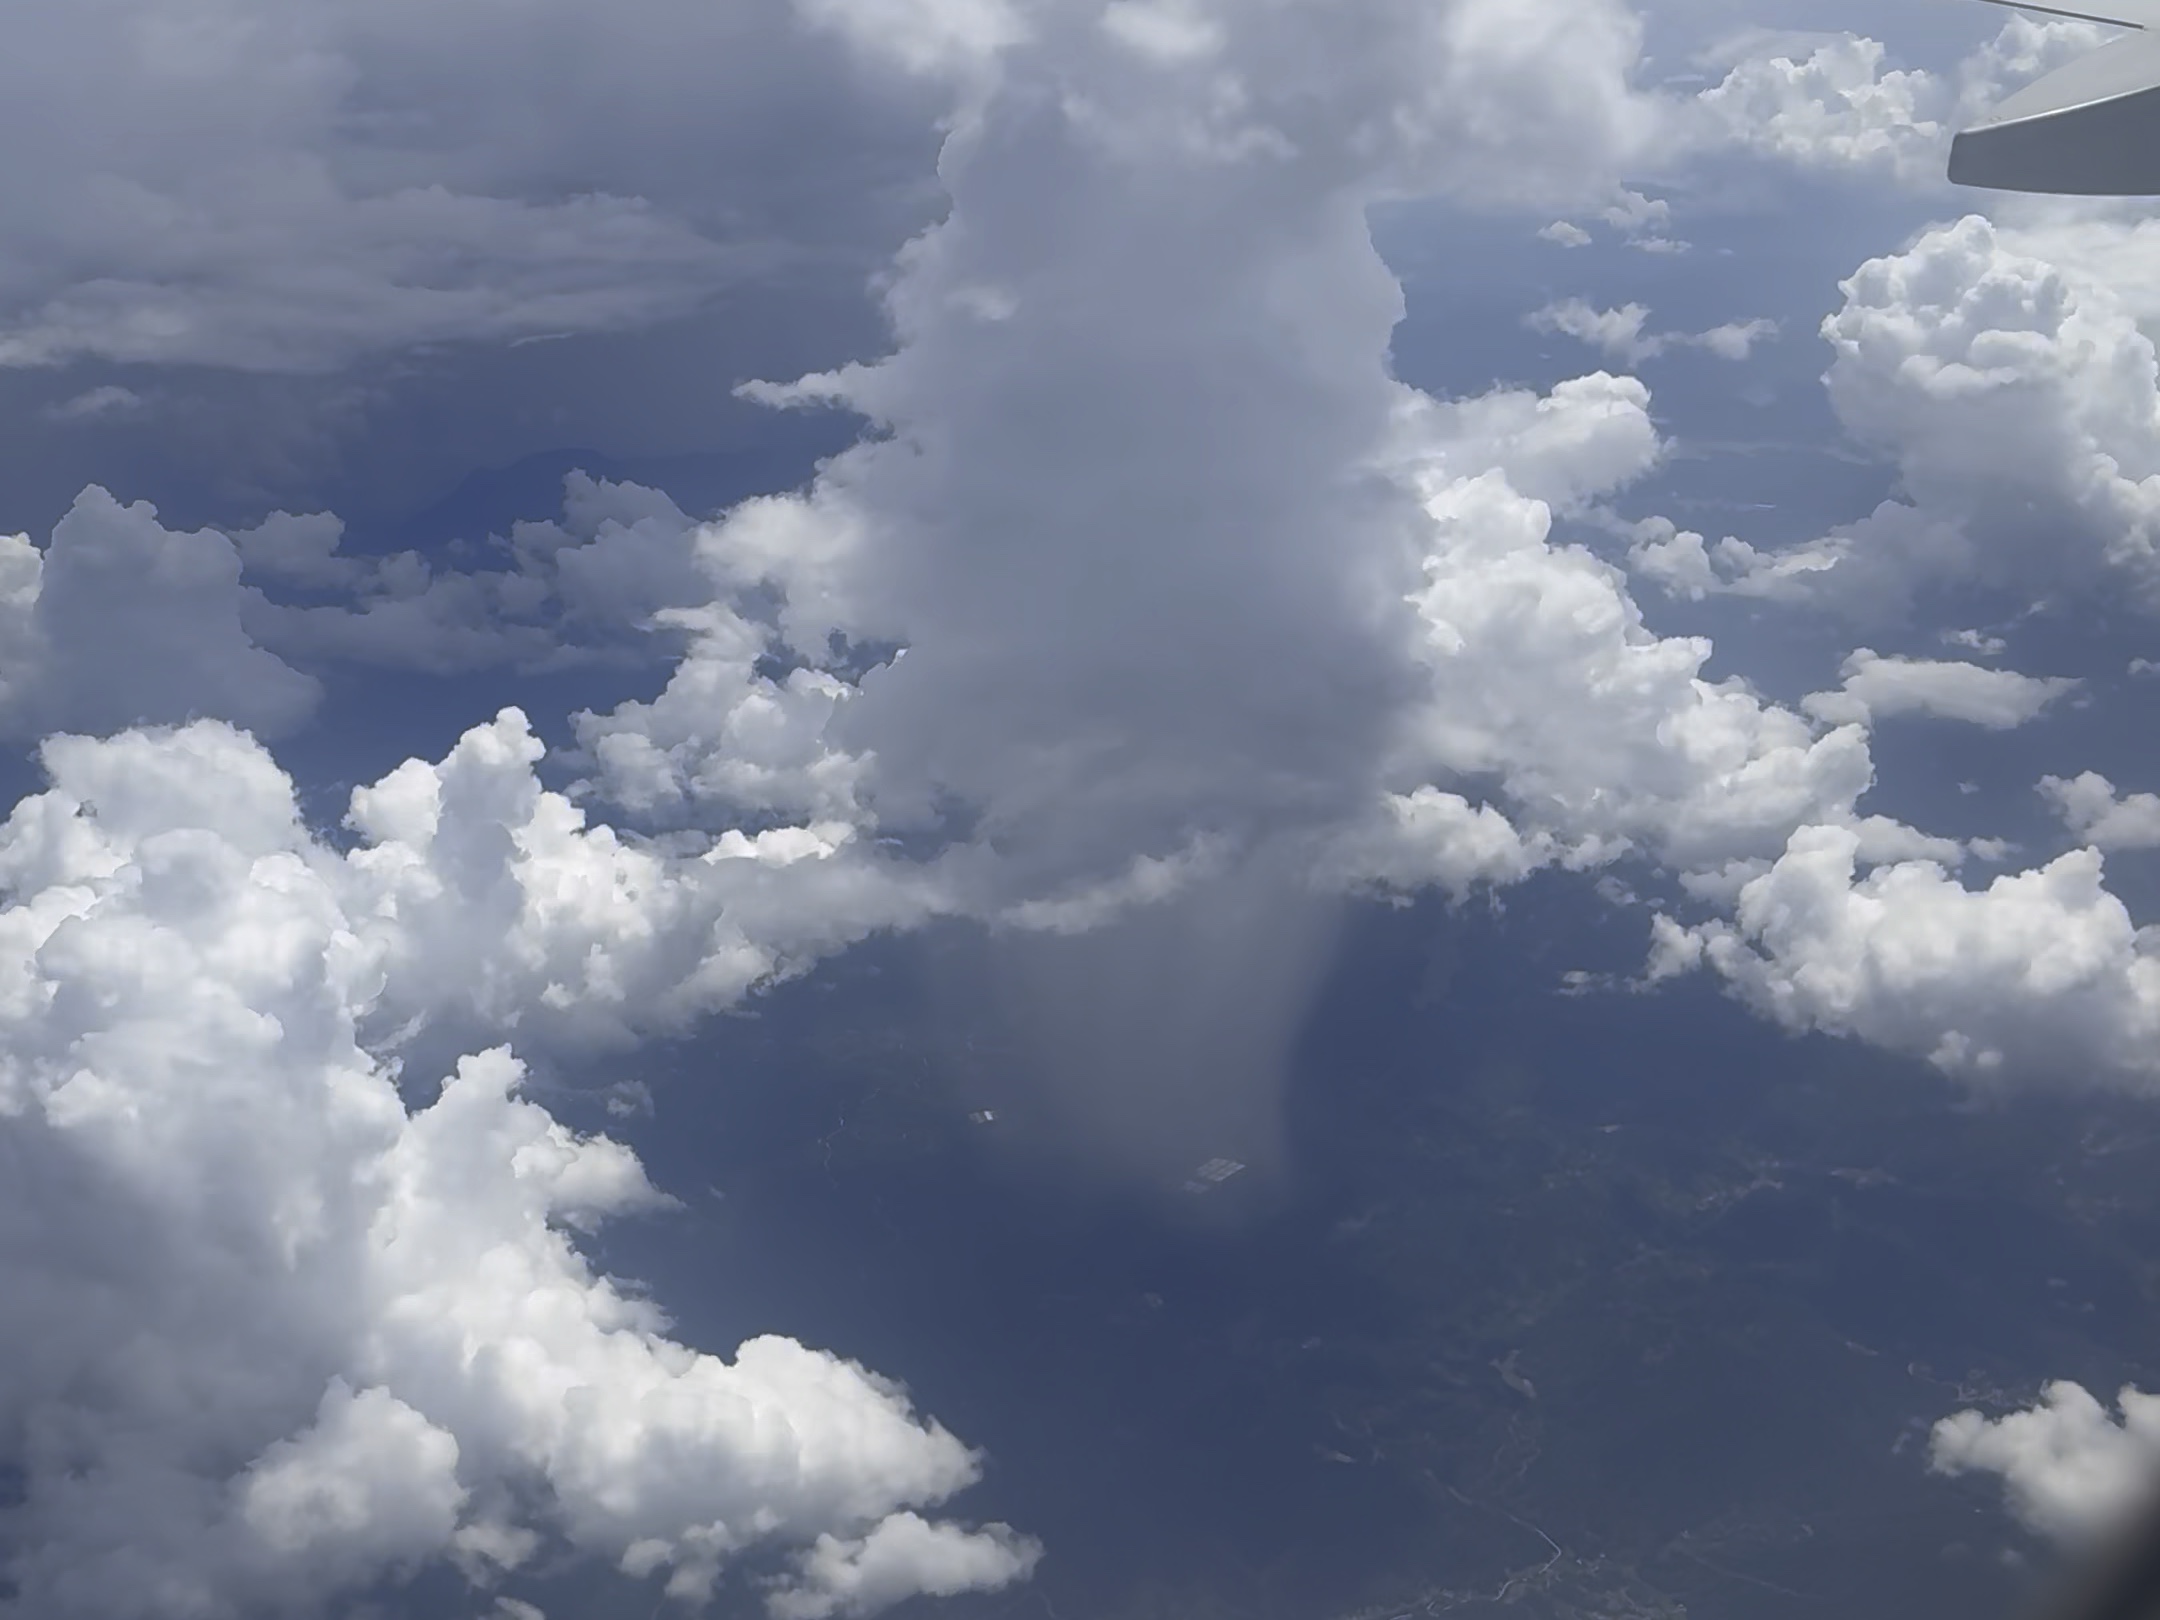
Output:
[
  {"xmin": 1951, "ymin": 25, "xmax": 2160, "ymax": 191},
  {"xmin": 1974, "ymin": 0, "xmax": 2160, "ymax": 26}
]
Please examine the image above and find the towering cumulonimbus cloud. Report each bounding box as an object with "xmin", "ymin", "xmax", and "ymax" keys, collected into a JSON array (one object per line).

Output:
[
  {"xmin": 568, "ymin": 0, "xmax": 2004, "ymax": 1174},
  {"xmin": 0, "ymin": 0, "xmax": 1678, "ymax": 1603},
  {"xmin": 560, "ymin": 0, "xmax": 1693, "ymax": 1175},
  {"xmin": 582, "ymin": 0, "xmax": 1676, "ymax": 884},
  {"xmin": 570, "ymin": 1, "xmax": 1908, "ymax": 922}
]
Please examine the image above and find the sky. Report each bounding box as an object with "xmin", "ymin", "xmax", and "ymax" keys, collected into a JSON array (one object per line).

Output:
[{"xmin": 8, "ymin": 0, "xmax": 2160, "ymax": 1614}]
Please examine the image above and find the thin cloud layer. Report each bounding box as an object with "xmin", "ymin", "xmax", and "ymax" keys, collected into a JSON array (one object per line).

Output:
[
  {"xmin": 239, "ymin": 473, "xmax": 717, "ymax": 677},
  {"xmin": 0, "ymin": 0, "xmax": 942, "ymax": 373}
]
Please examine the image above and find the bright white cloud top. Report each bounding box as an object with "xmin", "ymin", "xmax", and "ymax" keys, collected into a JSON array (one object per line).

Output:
[
  {"xmin": 1934, "ymin": 1383, "xmax": 2160, "ymax": 1544},
  {"xmin": 1527, "ymin": 299, "xmax": 1777, "ymax": 365},
  {"xmin": 11, "ymin": 0, "xmax": 2160, "ymax": 1609},
  {"xmin": 1801, "ymin": 649, "xmax": 2078, "ymax": 730},
  {"xmin": 0, "ymin": 717, "xmax": 1028, "ymax": 1617},
  {"xmin": 1633, "ymin": 209, "xmax": 2160, "ymax": 615},
  {"xmin": 2042, "ymin": 771, "xmax": 2160, "ymax": 849}
]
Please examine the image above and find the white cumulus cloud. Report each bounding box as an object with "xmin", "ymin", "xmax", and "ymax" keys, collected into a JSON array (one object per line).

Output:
[
  {"xmin": 1651, "ymin": 828, "xmax": 2160, "ymax": 1090},
  {"xmin": 0, "ymin": 487, "xmax": 320, "ymax": 740},
  {"xmin": 1694, "ymin": 32, "xmax": 1949, "ymax": 181},
  {"xmin": 0, "ymin": 715, "xmax": 1031, "ymax": 1618},
  {"xmin": 1933, "ymin": 1382, "xmax": 2160, "ymax": 1544},
  {"xmin": 1687, "ymin": 16, "xmax": 2111, "ymax": 186},
  {"xmin": 1636, "ymin": 208, "xmax": 2160, "ymax": 615},
  {"xmin": 1527, "ymin": 298, "xmax": 1774, "ymax": 364},
  {"xmin": 239, "ymin": 473, "xmax": 717, "ymax": 677},
  {"xmin": 771, "ymin": 1513, "xmax": 1045, "ymax": 1620},
  {"xmin": 1802, "ymin": 650, "xmax": 2078, "ymax": 729},
  {"xmin": 2041, "ymin": 771, "xmax": 2160, "ymax": 850}
]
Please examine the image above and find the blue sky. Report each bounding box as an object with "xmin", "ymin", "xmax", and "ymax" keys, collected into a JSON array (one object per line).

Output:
[{"xmin": 6, "ymin": 0, "xmax": 2160, "ymax": 1615}]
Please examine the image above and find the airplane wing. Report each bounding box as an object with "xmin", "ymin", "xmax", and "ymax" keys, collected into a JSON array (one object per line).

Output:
[
  {"xmin": 1974, "ymin": 0, "xmax": 2160, "ymax": 26},
  {"xmin": 1951, "ymin": 16, "xmax": 2160, "ymax": 191}
]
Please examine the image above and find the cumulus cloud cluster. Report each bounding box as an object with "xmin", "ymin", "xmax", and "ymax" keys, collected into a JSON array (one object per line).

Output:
[
  {"xmin": 0, "ymin": 714, "xmax": 1027, "ymax": 1618},
  {"xmin": 1568, "ymin": 25, "xmax": 2160, "ymax": 1100},
  {"xmin": 1526, "ymin": 298, "xmax": 1777, "ymax": 365},
  {"xmin": 13, "ymin": 1, "xmax": 2160, "ymax": 1113},
  {"xmin": 1604, "ymin": 14, "xmax": 2160, "ymax": 631},
  {"xmin": 18, "ymin": 0, "xmax": 2160, "ymax": 1606},
  {"xmin": 1812, "ymin": 210, "xmax": 2160, "ymax": 610},
  {"xmin": 1628, "ymin": 202, "xmax": 2160, "ymax": 617},
  {"xmin": 1649, "ymin": 831, "xmax": 2160, "ymax": 1086},
  {"xmin": 0, "ymin": 470, "xmax": 760, "ymax": 744},
  {"xmin": 1686, "ymin": 14, "xmax": 2111, "ymax": 185},
  {"xmin": 0, "ymin": 0, "xmax": 1686, "ymax": 1609},
  {"xmin": 1694, "ymin": 30, "xmax": 1953, "ymax": 181}
]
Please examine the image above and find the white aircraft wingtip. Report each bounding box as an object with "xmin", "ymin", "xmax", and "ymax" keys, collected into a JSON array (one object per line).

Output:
[
  {"xmin": 1952, "ymin": 26, "xmax": 2160, "ymax": 191},
  {"xmin": 1975, "ymin": 0, "xmax": 2160, "ymax": 27}
]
